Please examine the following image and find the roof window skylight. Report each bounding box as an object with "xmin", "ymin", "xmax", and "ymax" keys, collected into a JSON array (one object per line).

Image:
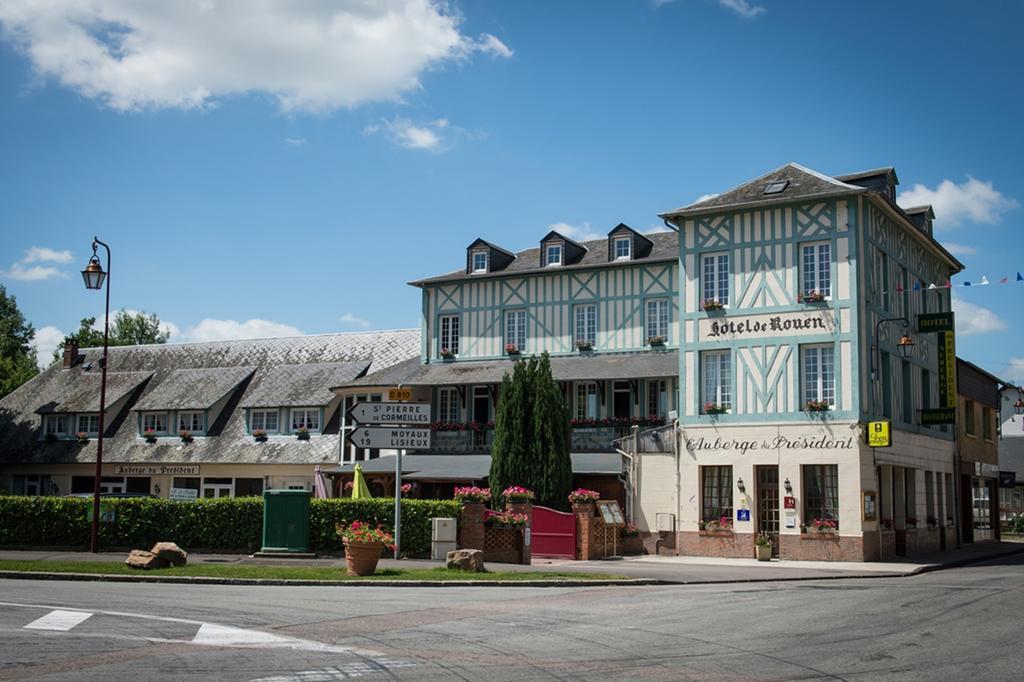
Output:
[{"xmin": 763, "ymin": 180, "xmax": 789, "ymax": 195}]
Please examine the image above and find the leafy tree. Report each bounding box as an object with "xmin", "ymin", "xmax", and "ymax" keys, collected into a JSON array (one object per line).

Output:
[
  {"xmin": 0, "ymin": 285, "xmax": 39, "ymax": 398},
  {"xmin": 53, "ymin": 309, "xmax": 171, "ymax": 361},
  {"xmin": 489, "ymin": 352, "xmax": 573, "ymax": 509}
]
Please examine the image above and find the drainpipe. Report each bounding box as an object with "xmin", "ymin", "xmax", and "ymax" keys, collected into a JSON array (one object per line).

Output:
[
  {"xmin": 662, "ymin": 217, "xmax": 679, "ymax": 232},
  {"xmin": 674, "ymin": 418, "xmax": 681, "ymax": 555}
]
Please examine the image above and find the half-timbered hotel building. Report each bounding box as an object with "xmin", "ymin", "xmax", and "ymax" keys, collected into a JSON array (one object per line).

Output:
[{"xmin": 627, "ymin": 163, "xmax": 964, "ymax": 561}]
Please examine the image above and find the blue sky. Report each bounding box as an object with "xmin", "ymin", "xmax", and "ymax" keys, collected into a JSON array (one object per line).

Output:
[{"xmin": 0, "ymin": 0, "xmax": 1021, "ymax": 381}]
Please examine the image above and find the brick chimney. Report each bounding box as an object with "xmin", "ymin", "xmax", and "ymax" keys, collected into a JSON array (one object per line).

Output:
[{"xmin": 62, "ymin": 341, "xmax": 80, "ymax": 369}]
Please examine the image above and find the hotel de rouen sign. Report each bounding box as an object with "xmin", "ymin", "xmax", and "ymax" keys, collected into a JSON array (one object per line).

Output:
[{"xmin": 698, "ymin": 310, "xmax": 836, "ymax": 342}]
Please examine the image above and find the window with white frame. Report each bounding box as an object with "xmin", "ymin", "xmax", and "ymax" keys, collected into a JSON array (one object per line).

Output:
[
  {"xmin": 545, "ymin": 243, "xmax": 562, "ymax": 266},
  {"xmin": 472, "ymin": 250, "xmax": 488, "ymax": 273},
  {"xmin": 701, "ymin": 351, "xmax": 732, "ymax": 411},
  {"xmin": 647, "ymin": 379, "xmax": 668, "ymax": 418},
  {"xmin": 143, "ymin": 412, "xmax": 168, "ymax": 434},
  {"xmin": 702, "ymin": 253, "xmax": 729, "ymax": 306},
  {"xmin": 505, "ymin": 309, "xmax": 526, "ymax": 352},
  {"xmin": 801, "ymin": 242, "xmax": 831, "ymax": 298},
  {"xmin": 43, "ymin": 415, "xmax": 68, "ymax": 437},
  {"xmin": 439, "ymin": 314, "xmax": 460, "ymax": 356},
  {"xmin": 574, "ymin": 304, "xmax": 596, "ymax": 346},
  {"xmin": 575, "ymin": 381, "xmax": 598, "ymax": 420},
  {"xmin": 801, "ymin": 345, "xmax": 835, "ymax": 408},
  {"xmin": 646, "ymin": 298, "xmax": 668, "ymax": 341},
  {"xmin": 290, "ymin": 408, "xmax": 320, "ymax": 432},
  {"xmin": 77, "ymin": 414, "xmax": 100, "ymax": 436},
  {"xmin": 178, "ymin": 411, "xmax": 204, "ymax": 434},
  {"xmin": 250, "ymin": 409, "xmax": 279, "ymax": 433},
  {"xmin": 614, "ymin": 237, "xmax": 631, "ymax": 260},
  {"xmin": 438, "ymin": 387, "xmax": 459, "ymax": 423}
]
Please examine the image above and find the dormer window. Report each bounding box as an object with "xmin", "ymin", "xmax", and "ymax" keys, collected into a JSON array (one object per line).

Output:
[
  {"xmin": 546, "ymin": 243, "xmax": 563, "ymax": 266},
  {"xmin": 472, "ymin": 250, "xmax": 488, "ymax": 273},
  {"xmin": 142, "ymin": 412, "xmax": 169, "ymax": 435},
  {"xmin": 614, "ymin": 237, "xmax": 631, "ymax": 260}
]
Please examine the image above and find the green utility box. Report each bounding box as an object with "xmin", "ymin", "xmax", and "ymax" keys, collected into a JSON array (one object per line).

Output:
[{"xmin": 260, "ymin": 489, "xmax": 312, "ymax": 554}]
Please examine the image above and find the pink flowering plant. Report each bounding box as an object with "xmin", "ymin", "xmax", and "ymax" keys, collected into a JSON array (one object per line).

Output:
[
  {"xmin": 454, "ymin": 486, "xmax": 491, "ymax": 503},
  {"xmin": 400, "ymin": 483, "xmax": 413, "ymax": 494},
  {"xmin": 505, "ymin": 342, "xmax": 520, "ymax": 355},
  {"xmin": 809, "ymin": 518, "xmax": 838, "ymax": 533},
  {"xmin": 701, "ymin": 515, "xmax": 733, "ymax": 531},
  {"xmin": 488, "ymin": 511, "xmax": 528, "ymax": 527},
  {"xmin": 568, "ymin": 488, "xmax": 600, "ymax": 504},
  {"xmin": 621, "ymin": 523, "xmax": 640, "ymax": 538},
  {"xmin": 336, "ymin": 521, "xmax": 394, "ymax": 549},
  {"xmin": 503, "ymin": 485, "xmax": 535, "ymax": 502},
  {"xmin": 702, "ymin": 298, "xmax": 724, "ymax": 311}
]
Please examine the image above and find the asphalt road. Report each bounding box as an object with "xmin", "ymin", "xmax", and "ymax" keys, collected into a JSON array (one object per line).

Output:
[{"xmin": 1, "ymin": 554, "xmax": 1022, "ymax": 681}]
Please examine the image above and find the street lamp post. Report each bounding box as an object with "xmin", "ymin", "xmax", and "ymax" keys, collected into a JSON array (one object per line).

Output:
[
  {"xmin": 81, "ymin": 238, "xmax": 110, "ymax": 553},
  {"xmin": 869, "ymin": 316, "xmax": 915, "ymax": 381}
]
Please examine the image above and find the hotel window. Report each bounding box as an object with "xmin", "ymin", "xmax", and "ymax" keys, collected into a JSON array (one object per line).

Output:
[
  {"xmin": 505, "ymin": 309, "xmax": 526, "ymax": 352},
  {"xmin": 179, "ymin": 411, "xmax": 204, "ymax": 434},
  {"xmin": 438, "ymin": 387, "xmax": 459, "ymax": 423},
  {"xmin": 614, "ymin": 237, "xmax": 631, "ymax": 260},
  {"xmin": 801, "ymin": 345, "xmax": 835, "ymax": 408},
  {"xmin": 143, "ymin": 412, "xmax": 168, "ymax": 434},
  {"xmin": 291, "ymin": 408, "xmax": 320, "ymax": 432},
  {"xmin": 983, "ymin": 407, "xmax": 993, "ymax": 441},
  {"xmin": 702, "ymin": 253, "xmax": 729, "ymax": 306},
  {"xmin": 545, "ymin": 243, "xmax": 563, "ymax": 266},
  {"xmin": 472, "ymin": 250, "xmax": 488, "ymax": 273},
  {"xmin": 647, "ymin": 380, "xmax": 668, "ymax": 419},
  {"xmin": 701, "ymin": 351, "xmax": 732, "ymax": 412},
  {"xmin": 250, "ymin": 409, "xmax": 279, "ymax": 434},
  {"xmin": 574, "ymin": 304, "xmax": 597, "ymax": 346},
  {"xmin": 439, "ymin": 314, "xmax": 460, "ymax": 356},
  {"xmin": 964, "ymin": 399, "xmax": 975, "ymax": 436},
  {"xmin": 803, "ymin": 464, "xmax": 839, "ymax": 529},
  {"xmin": 76, "ymin": 414, "xmax": 100, "ymax": 436},
  {"xmin": 646, "ymin": 298, "xmax": 668, "ymax": 341},
  {"xmin": 575, "ymin": 381, "xmax": 598, "ymax": 420},
  {"xmin": 701, "ymin": 466, "xmax": 732, "ymax": 524},
  {"xmin": 801, "ymin": 242, "xmax": 831, "ymax": 298},
  {"xmin": 43, "ymin": 415, "xmax": 68, "ymax": 438}
]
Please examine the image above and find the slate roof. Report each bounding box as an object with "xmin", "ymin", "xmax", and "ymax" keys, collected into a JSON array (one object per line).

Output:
[
  {"xmin": 241, "ymin": 362, "xmax": 370, "ymax": 408},
  {"xmin": 660, "ymin": 163, "xmax": 864, "ymax": 218},
  {"xmin": 35, "ymin": 371, "xmax": 154, "ymax": 414},
  {"xmin": 133, "ymin": 367, "xmax": 255, "ymax": 411},
  {"xmin": 325, "ymin": 452, "xmax": 621, "ymax": 479},
  {"xmin": 410, "ymin": 229, "xmax": 678, "ymax": 286},
  {"xmin": 337, "ymin": 350, "xmax": 679, "ymax": 389},
  {"xmin": 0, "ymin": 330, "xmax": 420, "ymax": 466}
]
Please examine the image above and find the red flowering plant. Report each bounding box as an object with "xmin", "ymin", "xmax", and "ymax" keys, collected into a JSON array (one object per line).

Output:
[
  {"xmin": 808, "ymin": 518, "xmax": 838, "ymax": 533},
  {"xmin": 454, "ymin": 486, "xmax": 491, "ymax": 503},
  {"xmin": 76, "ymin": 431, "xmax": 90, "ymax": 444},
  {"xmin": 439, "ymin": 347, "xmax": 457, "ymax": 359},
  {"xmin": 143, "ymin": 428, "xmax": 157, "ymax": 442},
  {"xmin": 799, "ymin": 289, "xmax": 827, "ymax": 303},
  {"xmin": 336, "ymin": 521, "xmax": 395, "ymax": 549},
  {"xmin": 701, "ymin": 515, "xmax": 733, "ymax": 531},
  {"xmin": 621, "ymin": 523, "xmax": 640, "ymax": 538},
  {"xmin": 804, "ymin": 399, "xmax": 830, "ymax": 412},
  {"xmin": 503, "ymin": 485, "xmax": 535, "ymax": 502},
  {"xmin": 487, "ymin": 511, "xmax": 528, "ymax": 528},
  {"xmin": 400, "ymin": 483, "xmax": 413, "ymax": 494},
  {"xmin": 569, "ymin": 416, "xmax": 665, "ymax": 428},
  {"xmin": 430, "ymin": 420, "xmax": 493, "ymax": 432},
  {"xmin": 505, "ymin": 342, "xmax": 520, "ymax": 355},
  {"xmin": 568, "ymin": 488, "xmax": 600, "ymax": 504},
  {"xmin": 703, "ymin": 401, "xmax": 728, "ymax": 415}
]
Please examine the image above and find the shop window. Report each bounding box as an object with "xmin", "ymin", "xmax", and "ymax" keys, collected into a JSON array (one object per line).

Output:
[
  {"xmin": 173, "ymin": 477, "xmax": 200, "ymax": 492},
  {"xmin": 11, "ymin": 474, "xmax": 51, "ymax": 496},
  {"xmin": 802, "ymin": 464, "xmax": 839, "ymax": 530},
  {"xmin": 701, "ymin": 466, "xmax": 732, "ymax": 524},
  {"xmin": 234, "ymin": 478, "xmax": 264, "ymax": 497}
]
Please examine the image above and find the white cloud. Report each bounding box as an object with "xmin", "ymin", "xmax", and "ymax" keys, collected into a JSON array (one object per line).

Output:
[
  {"xmin": 951, "ymin": 295, "xmax": 1007, "ymax": 336},
  {"xmin": 0, "ymin": 1, "xmax": 512, "ymax": 113},
  {"xmin": 1008, "ymin": 358, "xmax": 1024, "ymax": 385},
  {"xmin": 898, "ymin": 177, "xmax": 1018, "ymax": 229},
  {"xmin": 284, "ymin": 137, "xmax": 306, "ymax": 146},
  {"xmin": 1, "ymin": 245, "xmax": 73, "ymax": 281},
  {"xmin": 943, "ymin": 242, "xmax": 976, "ymax": 257},
  {"xmin": 180, "ymin": 318, "xmax": 303, "ymax": 343},
  {"xmin": 548, "ymin": 221, "xmax": 603, "ymax": 243},
  {"xmin": 338, "ymin": 313, "xmax": 371, "ymax": 329},
  {"xmin": 31, "ymin": 325, "xmax": 65, "ymax": 368},
  {"xmin": 364, "ymin": 116, "xmax": 450, "ymax": 151},
  {"xmin": 717, "ymin": 0, "xmax": 766, "ymax": 18}
]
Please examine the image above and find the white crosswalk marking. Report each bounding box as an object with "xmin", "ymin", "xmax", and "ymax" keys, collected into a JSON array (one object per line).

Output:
[{"xmin": 23, "ymin": 609, "xmax": 93, "ymax": 632}]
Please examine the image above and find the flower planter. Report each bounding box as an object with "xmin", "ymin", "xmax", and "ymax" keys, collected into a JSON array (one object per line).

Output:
[
  {"xmin": 755, "ymin": 543, "xmax": 772, "ymax": 561},
  {"xmin": 647, "ymin": 336, "xmax": 666, "ymax": 347},
  {"xmin": 698, "ymin": 529, "xmax": 734, "ymax": 537},
  {"xmin": 572, "ymin": 502, "xmax": 596, "ymax": 517},
  {"xmin": 343, "ymin": 539, "xmax": 384, "ymax": 576},
  {"xmin": 296, "ymin": 433, "xmax": 310, "ymax": 441},
  {"xmin": 801, "ymin": 530, "xmax": 839, "ymax": 541}
]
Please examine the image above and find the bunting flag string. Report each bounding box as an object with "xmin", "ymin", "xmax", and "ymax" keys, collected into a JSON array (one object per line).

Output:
[{"xmin": 891, "ymin": 272, "xmax": 1023, "ymax": 295}]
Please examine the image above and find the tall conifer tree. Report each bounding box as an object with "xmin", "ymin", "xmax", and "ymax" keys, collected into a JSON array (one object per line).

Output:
[{"xmin": 531, "ymin": 353, "xmax": 573, "ymax": 509}]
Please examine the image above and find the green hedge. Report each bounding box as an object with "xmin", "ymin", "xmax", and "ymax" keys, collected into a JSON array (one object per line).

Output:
[{"xmin": 0, "ymin": 496, "xmax": 462, "ymax": 556}]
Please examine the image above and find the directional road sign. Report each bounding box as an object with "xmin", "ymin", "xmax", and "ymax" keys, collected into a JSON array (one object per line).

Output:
[
  {"xmin": 345, "ymin": 426, "xmax": 431, "ymax": 450},
  {"xmin": 347, "ymin": 401, "xmax": 431, "ymax": 425}
]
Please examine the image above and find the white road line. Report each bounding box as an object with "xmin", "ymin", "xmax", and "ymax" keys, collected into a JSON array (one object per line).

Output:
[{"xmin": 23, "ymin": 609, "xmax": 93, "ymax": 631}]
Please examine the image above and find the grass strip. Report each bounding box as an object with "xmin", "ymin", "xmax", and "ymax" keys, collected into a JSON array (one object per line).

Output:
[{"xmin": 0, "ymin": 560, "xmax": 624, "ymax": 582}]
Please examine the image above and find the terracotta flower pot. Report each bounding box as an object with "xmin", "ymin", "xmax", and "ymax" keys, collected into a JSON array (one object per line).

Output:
[{"xmin": 343, "ymin": 539, "xmax": 383, "ymax": 576}]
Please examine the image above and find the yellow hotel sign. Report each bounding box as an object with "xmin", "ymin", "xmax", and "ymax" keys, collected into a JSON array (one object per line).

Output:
[
  {"xmin": 939, "ymin": 331, "xmax": 957, "ymax": 408},
  {"xmin": 867, "ymin": 421, "xmax": 891, "ymax": 448},
  {"xmin": 388, "ymin": 387, "xmax": 413, "ymax": 402}
]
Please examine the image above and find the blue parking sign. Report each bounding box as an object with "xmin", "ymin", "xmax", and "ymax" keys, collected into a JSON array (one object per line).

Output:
[{"xmin": 736, "ymin": 509, "xmax": 750, "ymax": 522}]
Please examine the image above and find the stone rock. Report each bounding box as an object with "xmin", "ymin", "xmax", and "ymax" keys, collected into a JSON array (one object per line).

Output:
[
  {"xmin": 446, "ymin": 548, "xmax": 485, "ymax": 572},
  {"xmin": 150, "ymin": 541, "xmax": 188, "ymax": 567},
  {"xmin": 125, "ymin": 549, "xmax": 170, "ymax": 570}
]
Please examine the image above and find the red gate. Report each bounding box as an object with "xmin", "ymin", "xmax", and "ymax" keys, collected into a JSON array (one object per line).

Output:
[{"xmin": 531, "ymin": 505, "xmax": 577, "ymax": 559}]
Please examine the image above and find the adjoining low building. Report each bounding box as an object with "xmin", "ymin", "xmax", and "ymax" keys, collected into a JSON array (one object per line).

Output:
[
  {"xmin": 997, "ymin": 383, "xmax": 1024, "ymax": 523},
  {"xmin": 955, "ymin": 359, "xmax": 1004, "ymax": 543},
  {"xmin": 0, "ymin": 330, "xmax": 419, "ymax": 498}
]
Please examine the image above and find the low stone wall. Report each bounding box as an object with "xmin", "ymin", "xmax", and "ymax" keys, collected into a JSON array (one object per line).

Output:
[
  {"xmin": 906, "ymin": 527, "xmax": 941, "ymax": 555},
  {"xmin": 779, "ymin": 533, "xmax": 865, "ymax": 561},
  {"xmin": 680, "ymin": 531, "xmax": 753, "ymax": 558}
]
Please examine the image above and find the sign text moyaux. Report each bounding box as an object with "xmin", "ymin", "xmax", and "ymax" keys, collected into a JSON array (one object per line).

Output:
[
  {"xmin": 707, "ymin": 316, "xmax": 828, "ymax": 338},
  {"xmin": 685, "ymin": 434, "xmax": 855, "ymax": 455}
]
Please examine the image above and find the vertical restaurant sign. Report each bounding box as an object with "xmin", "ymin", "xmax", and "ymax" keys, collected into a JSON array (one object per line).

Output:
[{"xmin": 938, "ymin": 327, "xmax": 957, "ymax": 408}]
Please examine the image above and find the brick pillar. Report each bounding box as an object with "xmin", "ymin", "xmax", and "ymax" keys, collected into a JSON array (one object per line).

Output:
[
  {"xmin": 508, "ymin": 501, "xmax": 533, "ymax": 564},
  {"xmin": 572, "ymin": 502, "xmax": 596, "ymax": 519},
  {"xmin": 578, "ymin": 514, "xmax": 594, "ymax": 560},
  {"xmin": 459, "ymin": 502, "xmax": 486, "ymax": 550}
]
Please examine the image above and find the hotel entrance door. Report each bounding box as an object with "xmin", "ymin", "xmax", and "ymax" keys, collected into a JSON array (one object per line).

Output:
[{"xmin": 757, "ymin": 466, "xmax": 780, "ymax": 557}]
